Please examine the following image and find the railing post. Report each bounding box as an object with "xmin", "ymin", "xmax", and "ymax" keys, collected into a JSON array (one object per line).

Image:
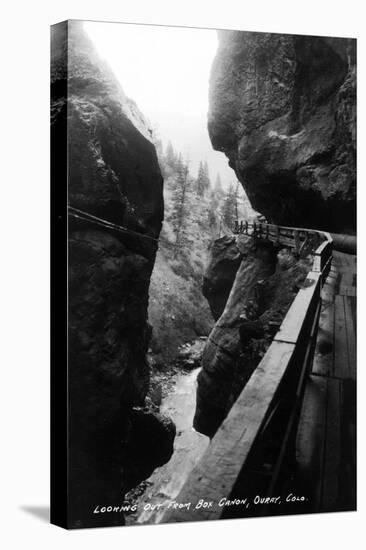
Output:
[
  {"xmin": 245, "ymin": 221, "xmax": 248, "ymax": 234},
  {"xmin": 275, "ymin": 225, "xmax": 280, "ymax": 245},
  {"xmin": 294, "ymin": 230, "xmax": 300, "ymax": 255}
]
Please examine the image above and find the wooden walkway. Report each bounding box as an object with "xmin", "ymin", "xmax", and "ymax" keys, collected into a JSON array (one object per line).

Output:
[
  {"xmin": 296, "ymin": 251, "xmax": 356, "ymax": 512},
  {"xmin": 160, "ymin": 228, "xmax": 356, "ymax": 524}
]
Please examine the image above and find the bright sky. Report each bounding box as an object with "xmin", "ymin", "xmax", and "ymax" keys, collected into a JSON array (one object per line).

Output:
[{"xmin": 83, "ymin": 21, "xmax": 235, "ymax": 186}]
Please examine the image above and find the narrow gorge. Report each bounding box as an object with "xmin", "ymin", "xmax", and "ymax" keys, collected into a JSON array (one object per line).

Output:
[{"xmin": 53, "ymin": 23, "xmax": 356, "ymax": 527}]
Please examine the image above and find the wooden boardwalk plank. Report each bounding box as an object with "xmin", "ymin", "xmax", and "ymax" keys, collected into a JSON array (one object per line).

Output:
[
  {"xmin": 334, "ymin": 295, "xmax": 350, "ymax": 379},
  {"xmin": 343, "ymin": 296, "xmax": 356, "ymax": 380},
  {"xmin": 296, "ymin": 375, "xmax": 327, "ymax": 511},
  {"xmin": 337, "ymin": 378, "xmax": 357, "ymax": 511},
  {"xmin": 349, "ymin": 295, "xmax": 357, "ymax": 330},
  {"xmin": 340, "ymin": 271, "xmax": 354, "ymax": 287},
  {"xmin": 321, "ymin": 378, "xmax": 341, "ymax": 511},
  {"xmin": 297, "ymin": 250, "xmax": 356, "ymax": 513},
  {"xmin": 338, "ymin": 285, "xmax": 356, "ymax": 297}
]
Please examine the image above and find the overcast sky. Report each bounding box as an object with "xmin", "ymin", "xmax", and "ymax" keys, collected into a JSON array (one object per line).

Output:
[{"xmin": 84, "ymin": 21, "xmax": 236, "ymax": 186}]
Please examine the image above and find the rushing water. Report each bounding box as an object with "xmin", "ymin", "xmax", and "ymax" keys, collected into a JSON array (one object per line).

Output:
[{"xmin": 132, "ymin": 367, "xmax": 209, "ymax": 525}]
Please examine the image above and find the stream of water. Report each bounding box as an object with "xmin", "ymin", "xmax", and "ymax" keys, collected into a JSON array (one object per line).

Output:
[{"xmin": 130, "ymin": 367, "xmax": 209, "ymax": 525}]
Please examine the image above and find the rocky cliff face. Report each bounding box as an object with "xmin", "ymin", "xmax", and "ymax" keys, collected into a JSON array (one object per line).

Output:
[
  {"xmin": 195, "ymin": 236, "xmax": 312, "ymax": 437},
  {"xmin": 202, "ymin": 236, "xmax": 242, "ymax": 321},
  {"xmin": 196, "ymin": 32, "xmax": 356, "ymax": 436},
  {"xmin": 208, "ymin": 32, "xmax": 356, "ymax": 233},
  {"xmin": 51, "ymin": 22, "xmax": 174, "ymax": 527}
]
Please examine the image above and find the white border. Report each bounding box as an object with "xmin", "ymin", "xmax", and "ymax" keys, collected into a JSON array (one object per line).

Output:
[{"xmin": 0, "ymin": 2, "xmax": 364, "ymax": 549}]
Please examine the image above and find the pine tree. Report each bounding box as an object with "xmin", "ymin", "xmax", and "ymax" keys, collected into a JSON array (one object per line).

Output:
[
  {"xmin": 166, "ymin": 140, "xmax": 176, "ymax": 169},
  {"xmin": 214, "ymin": 173, "xmax": 224, "ymax": 196},
  {"xmin": 206, "ymin": 173, "xmax": 223, "ymax": 231},
  {"xmin": 203, "ymin": 161, "xmax": 211, "ymax": 192},
  {"xmin": 207, "ymin": 189, "xmax": 219, "ymax": 229},
  {"xmin": 221, "ymin": 183, "xmax": 238, "ymax": 230},
  {"xmin": 196, "ymin": 161, "xmax": 206, "ymax": 196},
  {"xmin": 196, "ymin": 160, "xmax": 211, "ymax": 196},
  {"xmin": 171, "ymin": 157, "xmax": 191, "ymax": 258},
  {"xmin": 234, "ymin": 182, "xmax": 240, "ymax": 221},
  {"xmin": 207, "ymin": 202, "xmax": 217, "ymax": 229}
]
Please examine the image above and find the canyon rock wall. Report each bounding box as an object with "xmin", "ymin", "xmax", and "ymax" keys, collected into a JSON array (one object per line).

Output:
[
  {"xmin": 195, "ymin": 237, "xmax": 276, "ymax": 436},
  {"xmin": 51, "ymin": 22, "xmax": 174, "ymax": 527},
  {"xmin": 208, "ymin": 32, "xmax": 356, "ymax": 234},
  {"xmin": 196, "ymin": 31, "xmax": 356, "ymax": 439},
  {"xmin": 196, "ymin": 236, "xmax": 312, "ymax": 437},
  {"xmin": 202, "ymin": 236, "xmax": 242, "ymax": 321}
]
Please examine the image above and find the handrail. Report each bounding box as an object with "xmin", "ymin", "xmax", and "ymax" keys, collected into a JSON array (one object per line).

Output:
[{"xmin": 161, "ymin": 223, "xmax": 333, "ymax": 523}]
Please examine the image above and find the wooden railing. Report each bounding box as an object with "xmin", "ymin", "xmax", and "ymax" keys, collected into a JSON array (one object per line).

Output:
[
  {"xmin": 234, "ymin": 220, "xmax": 321, "ymax": 252},
  {"xmin": 161, "ymin": 223, "xmax": 333, "ymax": 523}
]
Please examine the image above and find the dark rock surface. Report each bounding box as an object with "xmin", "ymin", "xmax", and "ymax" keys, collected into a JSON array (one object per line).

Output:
[
  {"xmin": 194, "ymin": 236, "xmax": 277, "ymax": 437},
  {"xmin": 202, "ymin": 236, "xmax": 242, "ymax": 320},
  {"xmin": 195, "ymin": 236, "xmax": 311, "ymax": 437},
  {"xmin": 52, "ymin": 22, "xmax": 173, "ymax": 527},
  {"xmin": 208, "ymin": 32, "xmax": 356, "ymax": 234},
  {"xmin": 198, "ymin": 30, "xmax": 356, "ymax": 438},
  {"xmin": 123, "ymin": 409, "xmax": 176, "ymax": 491}
]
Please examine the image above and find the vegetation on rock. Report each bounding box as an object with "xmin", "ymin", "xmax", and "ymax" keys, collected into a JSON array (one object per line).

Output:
[{"xmin": 148, "ymin": 138, "xmax": 251, "ymax": 367}]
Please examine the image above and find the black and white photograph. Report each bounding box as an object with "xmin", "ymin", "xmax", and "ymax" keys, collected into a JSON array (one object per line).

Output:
[
  {"xmin": 51, "ymin": 19, "xmax": 356, "ymax": 529},
  {"xmin": 2, "ymin": 2, "xmax": 364, "ymax": 549}
]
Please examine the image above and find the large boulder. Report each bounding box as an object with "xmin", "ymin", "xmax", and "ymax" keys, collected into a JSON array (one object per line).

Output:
[
  {"xmin": 52, "ymin": 21, "xmax": 174, "ymax": 527},
  {"xmin": 208, "ymin": 32, "xmax": 356, "ymax": 233}
]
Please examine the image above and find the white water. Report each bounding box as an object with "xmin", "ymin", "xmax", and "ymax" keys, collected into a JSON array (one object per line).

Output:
[{"xmin": 134, "ymin": 367, "xmax": 209, "ymax": 525}]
